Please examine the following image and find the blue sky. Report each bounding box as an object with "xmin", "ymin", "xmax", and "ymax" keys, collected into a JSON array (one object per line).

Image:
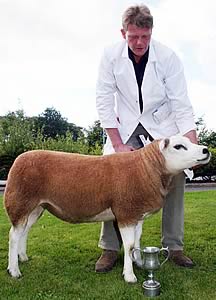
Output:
[{"xmin": 2, "ymin": 0, "xmax": 216, "ymax": 130}]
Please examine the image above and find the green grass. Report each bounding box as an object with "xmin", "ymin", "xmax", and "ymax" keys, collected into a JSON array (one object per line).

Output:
[{"xmin": 0, "ymin": 191, "xmax": 216, "ymax": 300}]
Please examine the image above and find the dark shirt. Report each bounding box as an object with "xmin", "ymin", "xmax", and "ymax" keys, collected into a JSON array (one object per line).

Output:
[{"xmin": 128, "ymin": 47, "xmax": 149, "ymax": 113}]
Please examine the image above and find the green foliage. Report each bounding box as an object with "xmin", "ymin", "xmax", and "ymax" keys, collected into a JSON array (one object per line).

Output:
[
  {"xmin": 0, "ymin": 112, "xmax": 215, "ymax": 180},
  {"xmin": 0, "ymin": 110, "xmax": 36, "ymax": 156},
  {"xmin": 0, "ymin": 109, "xmax": 102, "ymax": 179},
  {"xmin": 1, "ymin": 191, "xmax": 216, "ymax": 299},
  {"xmin": 193, "ymin": 116, "xmax": 216, "ymax": 181},
  {"xmin": 32, "ymin": 131, "xmax": 90, "ymax": 154},
  {"xmin": 85, "ymin": 120, "xmax": 104, "ymax": 149},
  {"xmin": 0, "ymin": 110, "xmax": 37, "ymax": 178},
  {"xmin": 68, "ymin": 122, "xmax": 84, "ymax": 142},
  {"xmin": 194, "ymin": 148, "xmax": 216, "ymax": 180},
  {"xmin": 34, "ymin": 107, "xmax": 84, "ymax": 141},
  {"xmin": 35, "ymin": 107, "xmax": 69, "ymax": 139},
  {"xmin": 199, "ymin": 131, "xmax": 216, "ymax": 148},
  {"xmin": 197, "ymin": 116, "xmax": 216, "ymax": 148},
  {"xmin": 88, "ymin": 142, "xmax": 103, "ymax": 155}
]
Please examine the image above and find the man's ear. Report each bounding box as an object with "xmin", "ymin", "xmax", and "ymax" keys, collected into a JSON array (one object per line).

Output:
[
  {"xmin": 159, "ymin": 138, "xmax": 170, "ymax": 151},
  {"xmin": 121, "ymin": 29, "xmax": 126, "ymax": 39}
]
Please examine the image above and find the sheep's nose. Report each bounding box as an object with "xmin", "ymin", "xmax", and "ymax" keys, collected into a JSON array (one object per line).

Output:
[{"xmin": 203, "ymin": 148, "xmax": 209, "ymax": 154}]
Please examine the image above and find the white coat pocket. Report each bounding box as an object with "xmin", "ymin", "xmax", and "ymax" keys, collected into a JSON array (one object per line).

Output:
[{"xmin": 152, "ymin": 102, "xmax": 171, "ymax": 125}]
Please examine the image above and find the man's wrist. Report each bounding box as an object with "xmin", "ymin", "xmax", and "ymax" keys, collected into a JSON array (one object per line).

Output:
[{"xmin": 112, "ymin": 142, "xmax": 124, "ymax": 148}]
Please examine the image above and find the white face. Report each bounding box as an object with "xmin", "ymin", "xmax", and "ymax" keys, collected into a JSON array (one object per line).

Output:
[{"xmin": 159, "ymin": 135, "xmax": 211, "ymax": 174}]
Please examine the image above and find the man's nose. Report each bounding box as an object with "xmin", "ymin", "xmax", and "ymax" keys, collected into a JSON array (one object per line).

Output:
[{"xmin": 137, "ymin": 37, "xmax": 143, "ymax": 44}]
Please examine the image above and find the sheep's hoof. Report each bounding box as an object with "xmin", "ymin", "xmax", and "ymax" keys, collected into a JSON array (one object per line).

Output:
[
  {"xmin": 123, "ymin": 272, "xmax": 137, "ymax": 283},
  {"xmin": 7, "ymin": 268, "xmax": 22, "ymax": 278}
]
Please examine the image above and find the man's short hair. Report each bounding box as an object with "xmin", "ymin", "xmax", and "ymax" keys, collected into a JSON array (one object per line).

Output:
[{"xmin": 122, "ymin": 4, "xmax": 153, "ymax": 31}]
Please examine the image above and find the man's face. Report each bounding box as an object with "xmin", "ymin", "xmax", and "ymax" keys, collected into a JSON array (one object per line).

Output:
[{"xmin": 121, "ymin": 24, "xmax": 152, "ymax": 59}]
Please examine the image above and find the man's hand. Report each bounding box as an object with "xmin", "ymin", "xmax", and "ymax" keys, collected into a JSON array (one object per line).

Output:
[{"xmin": 105, "ymin": 128, "xmax": 135, "ymax": 153}]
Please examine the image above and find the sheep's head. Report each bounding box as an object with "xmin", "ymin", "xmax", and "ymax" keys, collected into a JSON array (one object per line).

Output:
[{"xmin": 159, "ymin": 135, "xmax": 211, "ymax": 175}]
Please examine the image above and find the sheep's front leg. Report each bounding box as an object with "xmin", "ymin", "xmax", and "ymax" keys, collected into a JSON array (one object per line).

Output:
[{"xmin": 119, "ymin": 224, "xmax": 137, "ymax": 283}]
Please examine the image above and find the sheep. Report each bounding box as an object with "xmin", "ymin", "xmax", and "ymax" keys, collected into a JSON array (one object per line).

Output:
[{"xmin": 4, "ymin": 135, "xmax": 210, "ymax": 282}]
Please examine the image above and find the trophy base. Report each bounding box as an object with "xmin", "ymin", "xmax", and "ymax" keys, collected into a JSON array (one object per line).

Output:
[{"xmin": 142, "ymin": 280, "xmax": 161, "ymax": 297}]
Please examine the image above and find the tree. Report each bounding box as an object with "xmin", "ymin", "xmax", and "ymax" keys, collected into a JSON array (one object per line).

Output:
[
  {"xmin": 0, "ymin": 110, "xmax": 36, "ymax": 179},
  {"xmin": 67, "ymin": 122, "xmax": 84, "ymax": 141},
  {"xmin": 189, "ymin": 117, "xmax": 216, "ymax": 181},
  {"xmin": 34, "ymin": 107, "xmax": 84, "ymax": 141},
  {"xmin": 86, "ymin": 120, "xmax": 104, "ymax": 149},
  {"xmin": 35, "ymin": 107, "xmax": 69, "ymax": 139},
  {"xmin": 196, "ymin": 116, "xmax": 216, "ymax": 147},
  {"xmin": 0, "ymin": 110, "xmax": 35, "ymax": 155},
  {"xmin": 199, "ymin": 130, "xmax": 216, "ymax": 148},
  {"xmin": 194, "ymin": 148, "xmax": 216, "ymax": 181}
]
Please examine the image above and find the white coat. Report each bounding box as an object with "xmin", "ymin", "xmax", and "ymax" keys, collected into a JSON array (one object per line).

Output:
[{"xmin": 96, "ymin": 39, "xmax": 196, "ymax": 154}]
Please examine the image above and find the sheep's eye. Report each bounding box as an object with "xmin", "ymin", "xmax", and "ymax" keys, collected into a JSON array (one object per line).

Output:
[{"xmin": 174, "ymin": 144, "xmax": 187, "ymax": 150}]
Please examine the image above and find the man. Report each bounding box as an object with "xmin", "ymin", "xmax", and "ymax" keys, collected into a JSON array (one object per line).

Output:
[{"xmin": 96, "ymin": 4, "xmax": 197, "ymax": 272}]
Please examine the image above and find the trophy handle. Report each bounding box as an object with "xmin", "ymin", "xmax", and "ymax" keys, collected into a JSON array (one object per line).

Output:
[
  {"xmin": 131, "ymin": 247, "xmax": 142, "ymax": 262},
  {"xmin": 159, "ymin": 247, "xmax": 170, "ymax": 267}
]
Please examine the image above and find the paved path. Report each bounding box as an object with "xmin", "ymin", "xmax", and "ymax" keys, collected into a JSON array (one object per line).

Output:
[{"xmin": 185, "ymin": 182, "xmax": 216, "ymax": 192}]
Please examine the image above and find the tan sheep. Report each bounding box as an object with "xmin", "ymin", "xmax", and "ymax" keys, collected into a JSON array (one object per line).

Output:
[{"xmin": 4, "ymin": 135, "xmax": 210, "ymax": 282}]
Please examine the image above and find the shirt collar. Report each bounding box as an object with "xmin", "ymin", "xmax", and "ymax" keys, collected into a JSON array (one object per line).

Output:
[{"xmin": 128, "ymin": 46, "xmax": 149, "ymax": 64}]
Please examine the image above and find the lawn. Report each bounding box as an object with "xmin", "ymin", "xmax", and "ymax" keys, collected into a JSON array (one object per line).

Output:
[{"xmin": 0, "ymin": 191, "xmax": 216, "ymax": 300}]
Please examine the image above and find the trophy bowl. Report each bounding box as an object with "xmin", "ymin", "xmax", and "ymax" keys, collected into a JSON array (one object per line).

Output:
[{"xmin": 131, "ymin": 246, "xmax": 169, "ymax": 297}]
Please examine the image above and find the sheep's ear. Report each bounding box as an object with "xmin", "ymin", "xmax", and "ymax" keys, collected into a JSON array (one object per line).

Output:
[{"xmin": 159, "ymin": 138, "xmax": 170, "ymax": 151}]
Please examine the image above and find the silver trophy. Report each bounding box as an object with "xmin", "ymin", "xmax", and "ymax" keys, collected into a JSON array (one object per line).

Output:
[{"xmin": 132, "ymin": 246, "xmax": 169, "ymax": 297}]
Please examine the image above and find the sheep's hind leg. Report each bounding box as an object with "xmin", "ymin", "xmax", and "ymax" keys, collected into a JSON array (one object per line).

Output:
[
  {"xmin": 133, "ymin": 220, "xmax": 144, "ymax": 267},
  {"xmin": 8, "ymin": 224, "xmax": 26, "ymax": 278},
  {"xmin": 18, "ymin": 206, "xmax": 44, "ymax": 262}
]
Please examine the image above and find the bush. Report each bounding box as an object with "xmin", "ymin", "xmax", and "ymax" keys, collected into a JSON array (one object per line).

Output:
[
  {"xmin": 31, "ymin": 131, "xmax": 90, "ymax": 154},
  {"xmin": 0, "ymin": 112, "xmax": 102, "ymax": 179},
  {"xmin": 0, "ymin": 111, "xmax": 37, "ymax": 179},
  {"xmin": 194, "ymin": 148, "xmax": 216, "ymax": 181},
  {"xmin": 0, "ymin": 111, "xmax": 36, "ymax": 156}
]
